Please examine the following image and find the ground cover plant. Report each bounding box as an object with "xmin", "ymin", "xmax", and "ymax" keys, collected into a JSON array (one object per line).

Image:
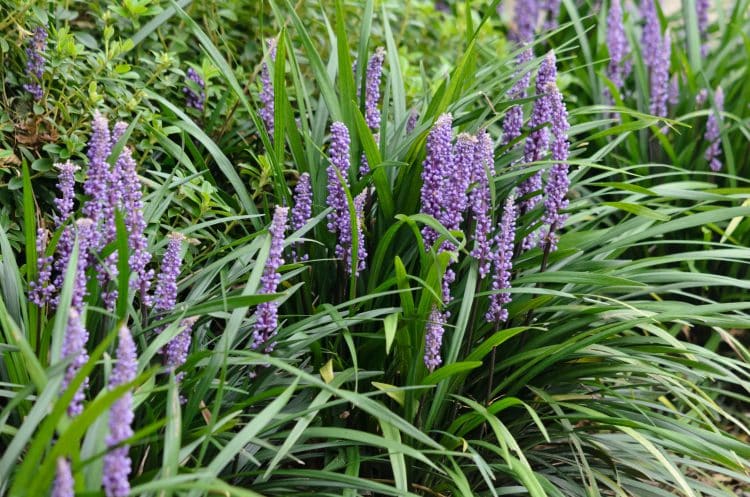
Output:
[{"xmin": 1, "ymin": 0, "xmax": 750, "ymax": 496}]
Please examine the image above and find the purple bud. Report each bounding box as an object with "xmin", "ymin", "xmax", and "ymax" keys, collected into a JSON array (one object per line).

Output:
[
  {"xmin": 103, "ymin": 325, "xmax": 137, "ymax": 497},
  {"xmin": 251, "ymin": 206, "xmax": 288, "ymax": 351},
  {"xmin": 291, "ymin": 172, "xmax": 312, "ymax": 261},
  {"xmin": 419, "ymin": 113, "xmax": 453, "ymax": 250},
  {"xmin": 29, "ymin": 228, "xmax": 56, "ymax": 306},
  {"xmin": 649, "ymin": 31, "xmax": 671, "ymax": 118},
  {"xmin": 641, "ymin": 0, "xmax": 661, "ymax": 69},
  {"xmin": 23, "ymin": 26, "xmax": 47, "ymax": 100},
  {"xmin": 423, "ymin": 305, "xmax": 446, "ymax": 372},
  {"xmin": 406, "ymin": 109, "xmax": 419, "ymax": 133},
  {"xmin": 259, "ymin": 38, "xmax": 278, "ymax": 136},
  {"xmin": 695, "ymin": 88, "xmax": 708, "ymax": 106},
  {"xmin": 363, "ymin": 47, "xmax": 385, "ymax": 130},
  {"xmin": 486, "ymin": 196, "xmax": 517, "ymax": 323},
  {"xmin": 61, "ymin": 309, "xmax": 89, "ymax": 418},
  {"xmin": 605, "ymin": 0, "xmax": 632, "ymax": 104},
  {"xmin": 511, "ymin": 0, "xmax": 540, "ymax": 43},
  {"xmin": 165, "ymin": 317, "xmax": 197, "ymax": 384},
  {"xmin": 52, "ymin": 458, "xmax": 74, "ymax": 497},
  {"xmin": 183, "ymin": 67, "xmax": 206, "ymax": 111},
  {"xmin": 152, "ymin": 232, "xmax": 185, "ymax": 312},
  {"xmin": 352, "ymin": 191, "xmax": 368, "ymax": 275},
  {"xmin": 704, "ymin": 87, "xmax": 724, "ymax": 172},
  {"xmin": 53, "ymin": 161, "xmax": 79, "ymax": 228}
]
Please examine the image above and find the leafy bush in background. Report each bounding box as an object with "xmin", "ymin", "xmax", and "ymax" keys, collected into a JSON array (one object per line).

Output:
[{"xmin": 1, "ymin": 0, "xmax": 749, "ymax": 496}]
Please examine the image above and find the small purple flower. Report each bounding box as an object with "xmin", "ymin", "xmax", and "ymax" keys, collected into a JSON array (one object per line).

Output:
[
  {"xmin": 424, "ymin": 305, "xmax": 446, "ymax": 372},
  {"xmin": 103, "ymin": 325, "xmax": 137, "ymax": 497},
  {"xmin": 542, "ymin": 0, "xmax": 562, "ymax": 31},
  {"xmin": 71, "ymin": 218, "xmax": 96, "ymax": 310},
  {"xmin": 641, "ymin": 0, "xmax": 661, "ymax": 69},
  {"xmin": 419, "ymin": 113, "xmax": 453, "ymax": 250},
  {"xmin": 649, "ymin": 31, "xmax": 671, "ymax": 118},
  {"xmin": 704, "ymin": 87, "xmax": 724, "ymax": 172},
  {"xmin": 486, "ymin": 196, "xmax": 517, "ymax": 323},
  {"xmin": 442, "ymin": 133, "xmax": 475, "ymax": 235},
  {"xmin": 251, "ymin": 206, "xmax": 288, "ymax": 351},
  {"xmin": 61, "ymin": 309, "xmax": 89, "ymax": 418},
  {"xmin": 52, "ymin": 458, "xmax": 74, "ymax": 497},
  {"xmin": 291, "ymin": 172, "xmax": 312, "ymax": 261},
  {"xmin": 165, "ymin": 317, "xmax": 197, "ymax": 383},
  {"xmin": 352, "ymin": 191, "xmax": 368, "ymax": 276},
  {"xmin": 696, "ymin": 0, "xmax": 709, "ymax": 56},
  {"xmin": 23, "ymin": 26, "xmax": 47, "ymax": 100},
  {"xmin": 259, "ymin": 38, "xmax": 278, "ymax": 136},
  {"xmin": 363, "ymin": 47, "xmax": 385, "ymax": 130},
  {"xmin": 511, "ymin": 0, "xmax": 540, "ymax": 43},
  {"xmin": 696, "ymin": 88, "xmax": 709, "ymax": 106},
  {"xmin": 542, "ymin": 80, "xmax": 571, "ymax": 251},
  {"xmin": 406, "ymin": 109, "xmax": 419, "ymax": 133},
  {"xmin": 29, "ymin": 228, "xmax": 55, "ymax": 306},
  {"xmin": 52, "ymin": 162, "xmax": 81, "ymax": 305},
  {"xmin": 605, "ymin": 0, "xmax": 632, "ymax": 104},
  {"xmin": 470, "ymin": 131, "xmax": 494, "ymax": 278},
  {"xmin": 502, "ymin": 48, "xmax": 533, "ymax": 147},
  {"xmin": 82, "ymin": 111, "xmax": 113, "ymax": 251},
  {"xmin": 119, "ymin": 145, "xmax": 152, "ymax": 301},
  {"xmin": 183, "ymin": 67, "xmax": 206, "ymax": 111},
  {"xmin": 152, "ymin": 232, "xmax": 185, "ymax": 312}
]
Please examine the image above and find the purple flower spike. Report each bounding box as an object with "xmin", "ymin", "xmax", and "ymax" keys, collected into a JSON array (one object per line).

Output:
[
  {"xmin": 424, "ymin": 305, "xmax": 446, "ymax": 372},
  {"xmin": 61, "ymin": 309, "xmax": 89, "ymax": 418},
  {"xmin": 153, "ymin": 232, "xmax": 185, "ymax": 312},
  {"xmin": 183, "ymin": 67, "xmax": 206, "ymax": 111},
  {"xmin": 649, "ymin": 31, "xmax": 671, "ymax": 118},
  {"xmin": 251, "ymin": 206, "xmax": 288, "ymax": 352},
  {"xmin": 486, "ymin": 196, "xmax": 517, "ymax": 323},
  {"xmin": 696, "ymin": 0, "xmax": 709, "ymax": 56},
  {"xmin": 103, "ymin": 325, "xmax": 137, "ymax": 497},
  {"xmin": 502, "ymin": 48, "xmax": 533, "ymax": 147},
  {"xmin": 165, "ymin": 317, "xmax": 197, "ymax": 384},
  {"xmin": 53, "ymin": 161, "xmax": 79, "ymax": 228},
  {"xmin": 605, "ymin": 0, "xmax": 632, "ymax": 104},
  {"xmin": 704, "ymin": 87, "xmax": 724, "ymax": 172},
  {"xmin": 291, "ymin": 172, "xmax": 312, "ymax": 261},
  {"xmin": 260, "ymin": 38, "xmax": 278, "ymax": 136},
  {"xmin": 52, "ymin": 458, "xmax": 74, "ymax": 497},
  {"xmin": 71, "ymin": 218, "xmax": 96, "ymax": 310},
  {"xmin": 29, "ymin": 228, "xmax": 55, "ymax": 306},
  {"xmin": 511, "ymin": 0, "xmax": 539, "ymax": 43},
  {"xmin": 696, "ymin": 89, "xmax": 708, "ymax": 106},
  {"xmin": 363, "ymin": 47, "xmax": 385, "ymax": 130},
  {"xmin": 542, "ymin": 80, "xmax": 571, "ymax": 251},
  {"xmin": 641, "ymin": 0, "xmax": 661, "ymax": 69},
  {"xmin": 352, "ymin": 192, "xmax": 368, "ymax": 276},
  {"xmin": 83, "ymin": 111, "xmax": 113, "ymax": 250},
  {"xmin": 406, "ymin": 110, "xmax": 419, "ymax": 133},
  {"xmin": 470, "ymin": 131, "xmax": 494, "ymax": 278},
  {"xmin": 419, "ymin": 113, "xmax": 453, "ymax": 250},
  {"xmin": 542, "ymin": 0, "xmax": 562, "ymax": 31},
  {"xmin": 23, "ymin": 26, "xmax": 47, "ymax": 100}
]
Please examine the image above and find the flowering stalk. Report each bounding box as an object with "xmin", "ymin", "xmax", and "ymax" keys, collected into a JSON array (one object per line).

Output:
[
  {"xmin": 52, "ymin": 458, "xmax": 74, "ymax": 497},
  {"xmin": 165, "ymin": 317, "xmax": 197, "ymax": 384},
  {"xmin": 29, "ymin": 228, "xmax": 55, "ymax": 306},
  {"xmin": 696, "ymin": 0, "xmax": 709, "ymax": 56},
  {"xmin": 424, "ymin": 305, "xmax": 446, "ymax": 372},
  {"xmin": 542, "ymin": 80, "xmax": 571, "ymax": 251},
  {"xmin": 61, "ymin": 309, "xmax": 89, "ymax": 418},
  {"xmin": 511, "ymin": 0, "xmax": 539, "ymax": 44},
  {"xmin": 82, "ymin": 111, "xmax": 112, "ymax": 251},
  {"xmin": 649, "ymin": 31, "xmax": 671, "ymax": 118},
  {"xmin": 542, "ymin": 0, "xmax": 562, "ymax": 31},
  {"xmin": 419, "ymin": 113, "xmax": 453, "ymax": 250},
  {"xmin": 605, "ymin": 0, "xmax": 632, "ymax": 105},
  {"xmin": 259, "ymin": 38, "xmax": 278, "ymax": 136},
  {"xmin": 362, "ymin": 47, "xmax": 385, "ymax": 131},
  {"xmin": 152, "ymin": 232, "xmax": 185, "ymax": 312},
  {"xmin": 704, "ymin": 87, "xmax": 724, "ymax": 172},
  {"xmin": 406, "ymin": 109, "xmax": 419, "ymax": 133},
  {"xmin": 486, "ymin": 196, "xmax": 517, "ymax": 323},
  {"xmin": 641, "ymin": 0, "xmax": 661, "ymax": 69},
  {"xmin": 251, "ymin": 206, "xmax": 288, "ymax": 351},
  {"xmin": 470, "ymin": 131, "xmax": 494, "ymax": 278},
  {"xmin": 291, "ymin": 172, "xmax": 312, "ymax": 261},
  {"xmin": 103, "ymin": 325, "xmax": 137, "ymax": 497},
  {"xmin": 183, "ymin": 67, "xmax": 206, "ymax": 111},
  {"xmin": 23, "ymin": 26, "xmax": 47, "ymax": 100}
]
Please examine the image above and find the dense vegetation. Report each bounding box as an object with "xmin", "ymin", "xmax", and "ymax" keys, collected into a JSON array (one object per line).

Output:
[{"xmin": 1, "ymin": 0, "xmax": 749, "ymax": 496}]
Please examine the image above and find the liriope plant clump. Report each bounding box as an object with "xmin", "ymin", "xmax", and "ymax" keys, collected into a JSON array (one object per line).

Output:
[{"xmin": 1, "ymin": 1, "xmax": 749, "ymax": 496}]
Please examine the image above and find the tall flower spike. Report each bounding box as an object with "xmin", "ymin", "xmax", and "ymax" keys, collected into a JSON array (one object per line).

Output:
[
  {"xmin": 419, "ymin": 113, "xmax": 453, "ymax": 250},
  {"xmin": 519, "ymin": 52, "xmax": 557, "ymax": 219},
  {"xmin": 259, "ymin": 38, "xmax": 278, "ymax": 136},
  {"xmin": 424, "ymin": 305, "xmax": 446, "ymax": 372},
  {"xmin": 704, "ymin": 87, "xmax": 724, "ymax": 172},
  {"xmin": 511, "ymin": 0, "xmax": 539, "ymax": 43},
  {"xmin": 103, "ymin": 325, "xmax": 137, "ymax": 497},
  {"xmin": 696, "ymin": 0, "xmax": 709, "ymax": 56},
  {"xmin": 605, "ymin": 0, "xmax": 632, "ymax": 104},
  {"xmin": 119, "ymin": 145, "xmax": 152, "ymax": 300},
  {"xmin": 640, "ymin": 0, "xmax": 661, "ymax": 69},
  {"xmin": 406, "ymin": 109, "xmax": 419, "ymax": 133},
  {"xmin": 649, "ymin": 31, "xmax": 671, "ymax": 118},
  {"xmin": 71, "ymin": 218, "xmax": 96, "ymax": 310},
  {"xmin": 352, "ymin": 192, "xmax": 368, "ymax": 276},
  {"xmin": 502, "ymin": 47, "xmax": 533, "ymax": 147},
  {"xmin": 470, "ymin": 131, "xmax": 494, "ymax": 278},
  {"xmin": 52, "ymin": 458, "xmax": 74, "ymax": 497},
  {"xmin": 251, "ymin": 206, "xmax": 288, "ymax": 351},
  {"xmin": 23, "ymin": 26, "xmax": 47, "ymax": 100},
  {"xmin": 291, "ymin": 172, "xmax": 312, "ymax": 261},
  {"xmin": 53, "ymin": 161, "xmax": 79, "ymax": 228},
  {"xmin": 29, "ymin": 228, "xmax": 55, "ymax": 306},
  {"xmin": 152, "ymin": 232, "xmax": 185, "ymax": 312},
  {"xmin": 542, "ymin": 80, "xmax": 571, "ymax": 251},
  {"xmin": 83, "ymin": 111, "xmax": 113, "ymax": 251},
  {"xmin": 542, "ymin": 0, "xmax": 562, "ymax": 31},
  {"xmin": 486, "ymin": 196, "xmax": 517, "ymax": 323},
  {"xmin": 183, "ymin": 67, "xmax": 206, "ymax": 111},
  {"xmin": 363, "ymin": 47, "xmax": 385, "ymax": 130},
  {"xmin": 61, "ymin": 309, "xmax": 89, "ymax": 418},
  {"xmin": 165, "ymin": 317, "xmax": 197, "ymax": 384}
]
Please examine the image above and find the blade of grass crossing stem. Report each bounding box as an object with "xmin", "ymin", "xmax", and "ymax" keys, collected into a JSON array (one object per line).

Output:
[
  {"xmin": 356, "ymin": 0, "xmax": 375, "ymax": 117},
  {"xmin": 161, "ymin": 373, "xmax": 182, "ymax": 495},
  {"xmin": 49, "ymin": 242, "xmax": 77, "ymax": 367},
  {"xmin": 335, "ymin": 0, "xmax": 356, "ymax": 129},
  {"xmin": 562, "ymin": 0, "xmax": 596, "ymax": 96},
  {"xmin": 354, "ymin": 106, "xmax": 394, "ymax": 219},
  {"xmin": 682, "ymin": 0, "xmax": 703, "ymax": 72},
  {"xmin": 343, "ymin": 447, "xmax": 361, "ymax": 497},
  {"xmin": 382, "ymin": 3, "xmax": 405, "ymax": 124},
  {"xmin": 22, "ymin": 162, "xmax": 37, "ymax": 351},
  {"xmin": 0, "ymin": 224, "xmax": 26, "ymax": 332},
  {"xmin": 379, "ymin": 420, "xmax": 409, "ymax": 493},
  {"xmin": 0, "ymin": 295, "xmax": 44, "ymax": 393},
  {"xmin": 273, "ymin": 30, "xmax": 292, "ymax": 206},
  {"xmin": 115, "ymin": 210, "xmax": 130, "ymax": 321}
]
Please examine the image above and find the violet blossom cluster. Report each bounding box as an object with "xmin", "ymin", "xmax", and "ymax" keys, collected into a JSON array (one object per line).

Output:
[
  {"xmin": 326, "ymin": 122, "xmax": 366, "ymax": 275},
  {"xmin": 52, "ymin": 458, "xmax": 74, "ymax": 497},
  {"xmin": 605, "ymin": 0, "xmax": 632, "ymax": 105},
  {"xmin": 362, "ymin": 47, "xmax": 385, "ymax": 130},
  {"xmin": 502, "ymin": 48, "xmax": 533, "ymax": 147},
  {"xmin": 28, "ymin": 228, "xmax": 55, "ymax": 306},
  {"xmin": 696, "ymin": 0, "xmax": 709, "ymax": 56},
  {"xmin": 470, "ymin": 131, "xmax": 495, "ymax": 278},
  {"xmin": 649, "ymin": 31, "xmax": 671, "ymax": 118},
  {"xmin": 23, "ymin": 26, "xmax": 47, "ymax": 100},
  {"xmin": 541, "ymin": 0, "xmax": 562, "ymax": 31},
  {"xmin": 259, "ymin": 38, "xmax": 278, "ymax": 136},
  {"xmin": 61, "ymin": 308, "xmax": 90, "ymax": 418},
  {"xmin": 183, "ymin": 67, "xmax": 206, "ymax": 111},
  {"xmin": 424, "ymin": 305, "xmax": 446, "ymax": 372},
  {"xmin": 704, "ymin": 87, "xmax": 724, "ymax": 172},
  {"xmin": 251, "ymin": 206, "xmax": 288, "ymax": 351},
  {"xmin": 165, "ymin": 317, "xmax": 197, "ymax": 383},
  {"xmin": 511, "ymin": 0, "xmax": 539, "ymax": 44},
  {"xmin": 103, "ymin": 325, "xmax": 137, "ymax": 497},
  {"xmin": 419, "ymin": 113, "xmax": 454, "ymax": 250},
  {"xmin": 291, "ymin": 172, "xmax": 312, "ymax": 261},
  {"xmin": 406, "ymin": 109, "xmax": 419, "ymax": 133},
  {"xmin": 542, "ymin": 78, "xmax": 571, "ymax": 251},
  {"xmin": 486, "ymin": 196, "xmax": 517, "ymax": 323},
  {"xmin": 152, "ymin": 232, "xmax": 185, "ymax": 313}
]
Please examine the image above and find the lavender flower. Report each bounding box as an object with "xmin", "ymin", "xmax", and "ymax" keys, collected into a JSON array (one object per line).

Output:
[
  {"xmin": 486, "ymin": 196, "xmax": 517, "ymax": 323},
  {"xmin": 29, "ymin": 229, "xmax": 55, "ymax": 306},
  {"xmin": 52, "ymin": 162, "xmax": 80, "ymax": 305},
  {"xmin": 696, "ymin": 88, "xmax": 708, "ymax": 106},
  {"xmin": 641, "ymin": 0, "xmax": 661, "ymax": 69},
  {"xmin": 406, "ymin": 109, "xmax": 419, "ymax": 133},
  {"xmin": 470, "ymin": 131, "xmax": 494, "ymax": 278},
  {"xmin": 259, "ymin": 38, "xmax": 278, "ymax": 136},
  {"xmin": 419, "ymin": 113, "xmax": 453, "ymax": 250},
  {"xmin": 704, "ymin": 87, "xmax": 724, "ymax": 172},
  {"xmin": 605, "ymin": 0, "xmax": 632, "ymax": 104},
  {"xmin": 511, "ymin": 0, "xmax": 539, "ymax": 43},
  {"xmin": 61, "ymin": 309, "xmax": 89, "ymax": 418},
  {"xmin": 52, "ymin": 458, "xmax": 74, "ymax": 497},
  {"xmin": 23, "ymin": 26, "xmax": 47, "ymax": 100},
  {"xmin": 363, "ymin": 47, "xmax": 385, "ymax": 130},
  {"xmin": 424, "ymin": 305, "xmax": 446, "ymax": 372},
  {"xmin": 82, "ymin": 111, "xmax": 113, "ymax": 251},
  {"xmin": 542, "ymin": 80, "xmax": 571, "ymax": 251},
  {"xmin": 152, "ymin": 232, "xmax": 185, "ymax": 312},
  {"xmin": 165, "ymin": 317, "xmax": 197, "ymax": 383},
  {"xmin": 291, "ymin": 172, "xmax": 312, "ymax": 261},
  {"xmin": 696, "ymin": 0, "xmax": 709, "ymax": 56},
  {"xmin": 71, "ymin": 218, "xmax": 96, "ymax": 310},
  {"xmin": 502, "ymin": 48, "xmax": 533, "ymax": 146},
  {"xmin": 443, "ymin": 134, "xmax": 475, "ymax": 235},
  {"xmin": 251, "ymin": 206, "xmax": 288, "ymax": 351},
  {"xmin": 119, "ymin": 145, "xmax": 152, "ymax": 300},
  {"xmin": 649, "ymin": 31, "xmax": 671, "ymax": 118},
  {"xmin": 542, "ymin": 0, "xmax": 562, "ymax": 31},
  {"xmin": 352, "ymin": 192, "xmax": 368, "ymax": 276},
  {"xmin": 183, "ymin": 67, "xmax": 206, "ymax": 111},
  {"xmin": 103, "ymin": 325, "xmax": 137, "ymax": 497}
]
